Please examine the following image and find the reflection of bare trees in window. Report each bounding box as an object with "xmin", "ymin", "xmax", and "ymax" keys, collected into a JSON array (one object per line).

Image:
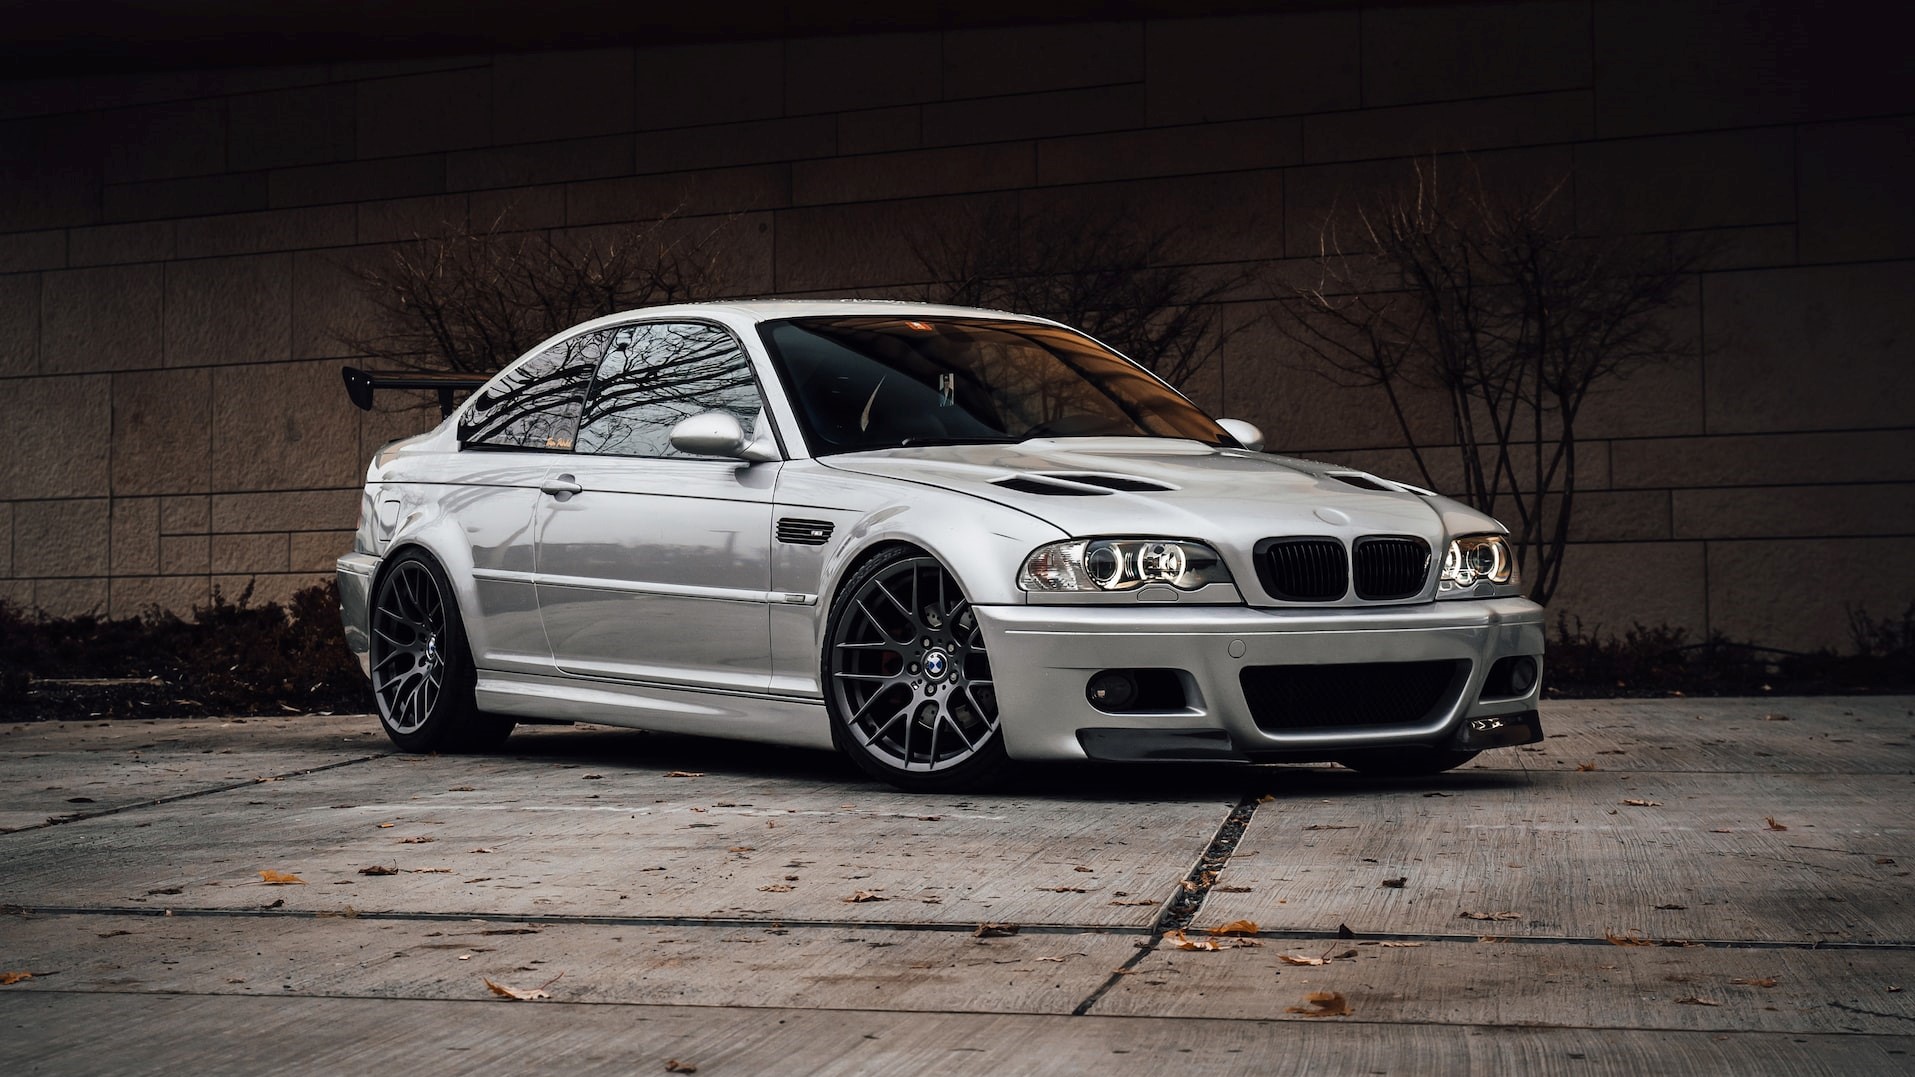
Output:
[
  {"xmin": 575, "ymin": 323, "xmax": 762, "ymax": 458},
  {"xmin": 909, "ymin": 201, "xmax": 1253, "ymax": 391},
  {"xmin": 342, "ymin": 210, "xmax": 731, "ymax": 376},
  {"xmin": 458, "ymin": 332, "xmax": 604, "ymax": 449}
]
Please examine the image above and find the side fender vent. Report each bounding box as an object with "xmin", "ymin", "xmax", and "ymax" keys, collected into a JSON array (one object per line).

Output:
[{"xmin": 777, "ymin": 518, "xmax": 835, "ymax": 546}]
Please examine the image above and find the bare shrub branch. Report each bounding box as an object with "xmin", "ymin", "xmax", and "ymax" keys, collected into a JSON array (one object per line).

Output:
[
  {"xmin": 339, "ymin": 208, "xmax": 732, "ymax": 374},
  {"xmin": 907, "ymin": 200, "xmax": 1255, "ymax": 391},
  {"xmin": 1277, "ymin": 158, "xmax": 1706, "ymax": 607}
]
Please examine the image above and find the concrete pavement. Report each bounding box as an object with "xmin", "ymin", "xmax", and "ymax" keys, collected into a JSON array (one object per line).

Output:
[{"xmin": 2, "ymin": 698, "xmax": 1912, "ymax": 1074}]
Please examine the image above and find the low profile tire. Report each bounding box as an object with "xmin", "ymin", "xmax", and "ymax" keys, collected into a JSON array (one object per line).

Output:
[
  {"xmin": 824, "ymin": 546, "xmax": 1011, "ymax": 791},
  {"xmin": 1336, "ymin": 748, "xmax": 1480, "ymax": 777},
  {"xmin": 369, "ymin": 551, "xmax": 514, "ymax": 753}
]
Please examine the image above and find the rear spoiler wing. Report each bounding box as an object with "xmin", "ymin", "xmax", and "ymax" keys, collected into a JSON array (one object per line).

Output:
[{"xmin": 341, "ymin": 366, "xmax": 491, "ymax": 418}]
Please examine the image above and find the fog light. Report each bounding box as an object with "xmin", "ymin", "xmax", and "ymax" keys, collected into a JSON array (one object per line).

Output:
[
  {"xmin": 1086, "ymin": 670, "xmax": 1138, "ymax": 710},
  {"xmin": 1483, "ymin": 655, "xmax": 1540, "ymax": 699}
]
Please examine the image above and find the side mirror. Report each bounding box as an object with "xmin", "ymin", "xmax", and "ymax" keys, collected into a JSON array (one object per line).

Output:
[
  {"xmin": 669, "ymin": 411, "xmax": 779, "ymax": 462},
  {"xmin": 1217, "ymin": 418, "xmax": 1265, "ymax": 452}
]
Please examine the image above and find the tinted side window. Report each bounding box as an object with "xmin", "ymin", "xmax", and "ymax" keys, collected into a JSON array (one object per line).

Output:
[
  {"xmin": 458, "ymin": 331, "xmax": 606, "ymax": 450},
  {"xmin": 574, "ymin": 322, "xmax": 765, "ymax": 458}
]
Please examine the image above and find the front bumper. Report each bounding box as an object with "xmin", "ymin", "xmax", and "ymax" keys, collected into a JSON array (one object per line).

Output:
[{"xmin": 973, "ymin": 597, "xmax": 1545, "ymax": 762}]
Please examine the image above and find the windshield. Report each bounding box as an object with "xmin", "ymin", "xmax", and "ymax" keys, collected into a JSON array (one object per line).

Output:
[{"xmin": 758, "ymin": 316, "xmax": 1233, "ymax": 455}]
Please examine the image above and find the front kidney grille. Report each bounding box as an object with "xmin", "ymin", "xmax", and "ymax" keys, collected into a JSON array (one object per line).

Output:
[
  {"xmin": 1353, "ymin": 535, "xmax": 1431, "ymax": 600},
  {"xmin": 1254, "ymin": 537, "xmax": 1348, "ymax": 602},
  {"xmin": 1240, "ymin": 660, "xmax": 1466, "ymax": 732}
]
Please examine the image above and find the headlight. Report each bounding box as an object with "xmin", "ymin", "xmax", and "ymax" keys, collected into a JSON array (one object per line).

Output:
[
  {"xmin": 1019, "ymin": 539, "xmax": 1233, "ymax": 593},
  {"xmin": 1439, "ymin": 534, "xmax": 1518, "ymax": 595}
]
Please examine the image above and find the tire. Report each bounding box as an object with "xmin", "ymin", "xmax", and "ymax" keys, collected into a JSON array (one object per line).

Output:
[
  {"xmin": 823, "ymin": 546, "xmax": 1011, "ymax": 791},
  {"xmin": 1335, "ymin": 747, "xmax": 1480, "ymax": 777},
  {"xmin": 368, "ymin": 550, "xmax": 514, "ymax": 753}
]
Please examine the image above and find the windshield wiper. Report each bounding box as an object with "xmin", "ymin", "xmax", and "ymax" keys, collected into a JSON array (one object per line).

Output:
[{"xmin": 896, "ymin": 434, "xmax": 1023, "ymax": 447}]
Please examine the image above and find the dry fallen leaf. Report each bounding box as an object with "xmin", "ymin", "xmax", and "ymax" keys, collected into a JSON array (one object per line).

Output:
[
  {"xmin": 1606, "ymin": 931, "xmax": 1655, "ymax": 947},
  {"xmin": 1279, "ymin": 954, "xmax": 1326, "ymax": 966},
  {"xmin": 757, "ymin": 884, "xmax": 794, "ymax": 893},
  {"xmin": 1165, "ymin": 930, "xmax": 1225, "ymax": 952},
  {"xmin": 1730, "ymin": 977, "xmax": 1779, "ymax": 988},
  {"xmin": 1764, "ymin": 817, "xmax": 1788, "ymax": 831},
  {"xmin": 398, "ymin": 836, "xmax": 435, "ymax": 844},
  {"xmin": 258, "ymin": 870, "xmax": 306, "ymax": 886},
  {"xmin": 1039, "ymin": 885, "xmax": 1091, "ymax": 893},
  {"xmin": 1257, "ymin": 793, "xmax": 1277, "ymax": 803},
  {"xmin": 1109, "ymin": 898, "xmax": 1159, "ymax": 907},
  {"xmin": 1286, "ymin": 991, "xmax": 1352, "ymax": 1017},
  {"xmin": 665, "ymin": 1061, "xmax": 698, "ymax": 1074},
  {"xmin": 1206, "ymin": 920, "xmax": 1259, "ymax": 937},
  {"xmin": 843, "ymin": 890, "xmax": 888, "ymax": 903},
  {"xmin": 483, "ymin": 978, "xmax": 550, "ymax": 1001},
  {"xmin": 1074, "ymin": 866, "xmax": 1095, "ymax": 873},
  {"xmin": 974, "ymin": 923, "xmax": 1020, "ymax": 938},
  {"xmin": 728, "ymin": 846, "xmax": 755, "ymax": 853},
  {"xmin": 1214, "ymin": 885, "xmax": 1253, "ymax": 893},
  {"xmin": 1674, "ymin": 995, "xmax": 1721, "ymax": 1006},
  {"xmin": 663, "ymin": 771, "xmax": 704, "ymax": 779},
  {"xmin": 358, "ymin": 865, "xmax": 399, "ymax": 876},
  {"xmin": 1379, "ymin": 941, "xmax": 1425, "ymax": 948},
  {"xmin": 376, "ymin": 823, "xmax": 395, "ymax": 829},
  {"xmin": 1458, "ymin": 911, "xmax": 1520, "ymax": 921},
  {"xmin": 1622, "ymin": 799, "xmax": 1662, "ymax": 807},
  {"xmin": 0, "ymin": 971, "xmax": 31, "ymax": 986},
  {"xmin": 1381, "ymin": 877, "xmax": 1408, "ymax": 888},
  {"xmin": 1576, "ymin": 763, "xmax": 1599, "ymax": 772}
]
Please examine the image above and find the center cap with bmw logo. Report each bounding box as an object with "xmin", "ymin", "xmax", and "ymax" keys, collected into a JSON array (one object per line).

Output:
[{"xmin": 922, "ymin": 649, "xmax": 950, "ymax": 680}]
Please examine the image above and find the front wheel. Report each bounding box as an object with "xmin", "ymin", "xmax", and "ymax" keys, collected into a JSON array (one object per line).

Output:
[
  {"xmin": 368, "ymin": 551, "xmax": 514, "ymax": 753},
  {"xmin": 824, "ymin": 547, "xmax": 1010, "ymax": 791},
  {"xmin": 1336, "ymin": 747, "xmax": 1479, "ymax": 777}
]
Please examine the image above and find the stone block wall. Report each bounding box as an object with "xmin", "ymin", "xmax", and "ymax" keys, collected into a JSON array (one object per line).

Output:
[{"xmin": 0, "ymin": 1, "xmax": 1909, "ymax": 651}]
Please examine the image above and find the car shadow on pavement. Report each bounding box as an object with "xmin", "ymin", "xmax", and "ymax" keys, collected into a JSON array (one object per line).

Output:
[{"xmin": 487, "ymin": 722, "xmax": 1531, "ymax": 802}]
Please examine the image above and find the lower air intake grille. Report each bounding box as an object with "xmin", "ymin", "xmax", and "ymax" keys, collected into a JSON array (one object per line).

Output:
[
  {"xmin": 1254, "ymin": 537, "xmax": 1347, "ymax": 602},
  {"xmin": 1240, "ymin": 660, "xmax": 1466, "ymax": 732},
  {"xmin": 1353, "ymin": 536, "xmax": 1431, "ymax": 600}
]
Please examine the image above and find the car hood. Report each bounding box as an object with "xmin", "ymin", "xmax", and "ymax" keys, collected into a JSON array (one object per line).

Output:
[{"xmin": 817, "ymin": 438, "xmax": 1504, "ymax": 548}]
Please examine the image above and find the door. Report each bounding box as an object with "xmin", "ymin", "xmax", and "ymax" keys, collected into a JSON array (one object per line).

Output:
[{"xmin": 533, "ymin": 321, "xmax": 780, "ymax": 691}]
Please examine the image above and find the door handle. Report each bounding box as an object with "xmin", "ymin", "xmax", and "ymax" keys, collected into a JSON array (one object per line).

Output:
[{"xmin": 541, "ymin": 474, "xmax": 583, "ymax": 501}]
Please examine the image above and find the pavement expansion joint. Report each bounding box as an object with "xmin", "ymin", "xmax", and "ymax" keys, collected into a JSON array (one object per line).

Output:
[
  {"xmin": 2, "ymin": 904, "xmax": 1152, "ymax": 936},
  {"xmin": 1071, "ymin": 791, "xmax": 1262, "ymax": 1016},
  {"xmin": 0, "ymin": 754, "xmax": 389, "ymax": 835}
]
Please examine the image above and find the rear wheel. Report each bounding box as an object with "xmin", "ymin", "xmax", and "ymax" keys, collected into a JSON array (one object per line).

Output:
[
  {"xmin": 369, "ymin": 551, "xmax": 514, "ymax": 753},
  {"xmin": 1336, "ymin": 747, "xmax": 1479, "ymax": 777},
  {"xmin": 824, "ymin": 547, "xmax": 1010, "ymax": 791}
]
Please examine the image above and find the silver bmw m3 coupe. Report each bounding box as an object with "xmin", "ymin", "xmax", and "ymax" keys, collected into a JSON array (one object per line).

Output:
[{"xmin": 337, "ymin": 301, "xmax": 1545, "ymax": 789}]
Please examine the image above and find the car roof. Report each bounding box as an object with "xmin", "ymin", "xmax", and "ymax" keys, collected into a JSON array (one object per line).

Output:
[{"xmin": 577, "ymin": 298, "xmax": 1065, "ymax": 327}]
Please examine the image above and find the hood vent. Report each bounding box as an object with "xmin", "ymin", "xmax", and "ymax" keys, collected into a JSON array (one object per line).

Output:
[
  {"xmin": 776, "ymin": 518, "xmax": 834, "ymax": 545},
  {"xmin": 1049, "ymin": 473, "xmax": 1176, "ymax": 492},
  {"xmin": 1328, "ymin": 472, "xmax": 1396, "ymax": 492},
  {"xmin": 993, "ymin": 476, "xmax": 1110, "ymax": 496}
]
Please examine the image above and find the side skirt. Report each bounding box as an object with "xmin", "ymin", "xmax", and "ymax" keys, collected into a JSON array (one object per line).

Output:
[{"xmin": 474, "ymin": 670, "xmax": 835, "ymax": 752}]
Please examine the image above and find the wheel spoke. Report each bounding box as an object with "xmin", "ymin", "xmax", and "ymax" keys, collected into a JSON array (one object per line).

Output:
[
  {"xmin": 870, "ymin": 578, "xmax": 915, "ymax": 626},
  {"xmin": 940, "ymin": 711, "xmax": 976, "ymax": 751},
  {"xmin": 856, "ymin": 703, "xmax": 910, "ymax": 749}
]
